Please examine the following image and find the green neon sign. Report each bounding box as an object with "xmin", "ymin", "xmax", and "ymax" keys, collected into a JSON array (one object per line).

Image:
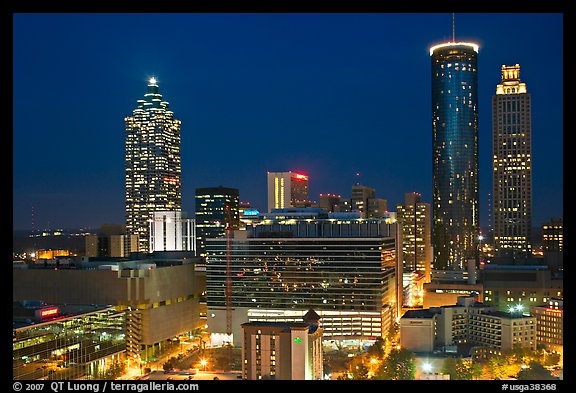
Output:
[{"xmin": 294, "ymin": 337, "xmax": 302, "ymax": 343}]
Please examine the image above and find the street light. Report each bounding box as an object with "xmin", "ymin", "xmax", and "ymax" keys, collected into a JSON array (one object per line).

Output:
[
  {"xmin": 370, "ymin": 358, "xmax": 378, "ymax": 374},
  {"xmin": 200, "ymin": 358, "xmax": 207, "ymax": 372},
  {"xmin": 422, "ymin": 362, "xmax": 432, "ymax": 374}
]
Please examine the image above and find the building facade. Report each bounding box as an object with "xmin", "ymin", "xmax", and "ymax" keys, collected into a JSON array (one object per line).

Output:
[
  {"xmin": 530, "ymin": 298, "xmax": 563, "ymax": 355},
  {"xmin": 430, "ymin": 42, "xmax": 480, "ymax": 270},
  {"xmin": 400, "ymin": 296, "xmax": 536, "ymax": 354},
  {"xmin": 85, "ymin": 224, "xmax": 139, "ymax": 258},
  {"xmin": 205, "ymin": 217, "xmax": 401, "ymax": 346},
  {"xmin": 396, "ymin": 192, "xmax": 432, "ymax": 280},
  {"xmin": 13, "ymin": 256, "xmax": 202, "ymax": 363},
  {"xmin": 149, "ymin": 211, "xmax": 195, "ymax": 252},
  {"xmin": 492, "ymin": 64, "xmax": 533, "ymax": 258},
  {"xmin": 125, "ymin": 78, "xmax": 182, "ymax": 253},
  {"xmin": 542, "ymin": 218, "xmax": 563, "ymax": 252},
  {"xmin": 267, "ymin": 172, "xmax": 309, "ymax": 212},
  {"xmin": 241, "ymin": 310, "xmax": 323, "ymax": 380},
  {"xmin": 13, "ymin": 303, "xmax": 126, "ymax": 380},
  {"xmin": 481, "ymin": 265, "xmax": 563, "ymax": 311},
  {"xmin": 195, "ymin": 187, "xmax": 240, "ymax": 258}
]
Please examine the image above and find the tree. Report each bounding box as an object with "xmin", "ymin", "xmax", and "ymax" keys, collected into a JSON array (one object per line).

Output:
[
  {"xmin": 484, "ymin": 356, "xmax": 509, "ymax": 380},
  {"xmin": 442, "ymin": 358, "xmax": 475, "ymax": 380},
  {"xmin": 376, "ymin": 347, "xmax": 416, "ymax": 380},
  {"xmin": 517, "ymin": 361, "xmax": 555, "ymax": 380},
  {"xmin": 352, "ymin": 363, "xmax": 370, "ymax": 380},
  {"xmin": 386, "ymin": 322, "xmax": 399, "ymax": 343},
  {"xmin": 542, "ymin": 352, "xmax": 561, "ymax": 367},
  {"xmin": 470, "ymin": 362, "xmax": 484, "ymax": 380},
  {"xmin": 366, "ymin": 337, "xmax": 385, "ymax": 359}
]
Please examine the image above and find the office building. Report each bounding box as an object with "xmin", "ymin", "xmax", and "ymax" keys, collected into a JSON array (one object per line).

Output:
[
  {"xmin": 351, "ymin": 185, "xmax": 375, "ymax": 218},
  {"xmin": 319, "ymin": 193, "xmax": 341, "ymax": 213},
  {"xmin": 267, "ymin": 171, "xmax": 309, "ymax": 212},
  {"xmin": 205, "ymin": 213, "xmax": 402, "ymax": 346},
  {"xmin": 149, "ymin": 211, "xmax": 195, "ymax": 252},
  {"xmin": 13, "ymin": 302, "xmax": 126, "ymax": 380},
  {"xmin": 430, "ymin": 41, "xmax": 480, "ymax": 270},
  {"xmin": 366, "ymin": 197, "xmax": 388, "ymax": 218},
  {"xmin": 530, "ymin": 298, "xmax": 563, "ymax": 355},
  {"xmin": 241, "ymin": 310, "xmax": 323, "ymax": 380},
  {"xmin": 492, "ymin": 64, "xmax": 533, "ymax": 258},
  {"xmin": 396, "ymin": 192, "xmax": 432, "ymax": 280},
  {"xmin": 195, "ymin": 187, "xmax": 240, "ymax": 258},
  {"xmin": 481, "ymin": 265, "xmax": 563, "ymax": 311},
  {"xmin": 125, "ymin": 78, "xmax": 182, "ymax": 253},
  {"xmin": 85, "ymin": 224, "xmax": 138, "ymax": 258},
  {"xmin": 13, "ymin": 254, "xmax": 202, "ymax": 362},
  {"xmin": 542, "ymin": 218, "xmax": 563, "ymax": 252}
]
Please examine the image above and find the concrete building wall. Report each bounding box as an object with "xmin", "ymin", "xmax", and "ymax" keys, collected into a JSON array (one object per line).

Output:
[{"xmin": 400, "ymin": 317, "xmax": 435, "ymax": 353}]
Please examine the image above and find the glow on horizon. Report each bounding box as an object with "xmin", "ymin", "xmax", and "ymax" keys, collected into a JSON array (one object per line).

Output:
[{"xmin": 429, "ymin": 42, "xmax": 479, "ymax": 56}]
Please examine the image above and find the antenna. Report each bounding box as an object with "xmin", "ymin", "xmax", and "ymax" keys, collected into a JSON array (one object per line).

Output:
[{"xmin": 452, "ymin": 13, "xmax": 455, "ymax": 42}]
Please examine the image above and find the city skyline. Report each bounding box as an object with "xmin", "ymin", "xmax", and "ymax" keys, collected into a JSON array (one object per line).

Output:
[{"xmin": 13, "ymin": 13, "xmax": 563, "ymax": 232}]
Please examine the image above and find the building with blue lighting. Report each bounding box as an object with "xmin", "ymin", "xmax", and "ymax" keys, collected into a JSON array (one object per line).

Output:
[{"xmin": 430, "ymin": 42, "xmax": 480, "ymax": 270}]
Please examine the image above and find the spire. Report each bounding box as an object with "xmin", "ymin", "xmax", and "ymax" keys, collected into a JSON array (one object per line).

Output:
[
  {"xmin": 452, "ymin": 13, "xmax": 455, "ymax": 43},
  {"xmin": 147, "ymin": 77, "xmax": 159, "ymax": 94}
]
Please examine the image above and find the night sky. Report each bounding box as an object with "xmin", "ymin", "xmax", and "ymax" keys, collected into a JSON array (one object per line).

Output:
[{"xmin": 12, "ymin": 12, "xmax": 563, "ymax": 232}]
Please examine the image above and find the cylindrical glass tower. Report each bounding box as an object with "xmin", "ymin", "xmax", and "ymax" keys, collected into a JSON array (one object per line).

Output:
[{"xmin": 430, "ymin": 42, "xmax": 480, "ymax": 270}]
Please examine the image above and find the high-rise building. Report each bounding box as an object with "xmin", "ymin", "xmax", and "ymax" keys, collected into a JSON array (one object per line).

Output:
[
  {"xmin": 85, "ymin": 224, "xmax": 138, "ymax": 258},
  {"xmin": 351, "ymin": 185, "xmax": 375, "ymax": 218},
  {"xmin": 366, "ymin": 197, "xmax": 388, "ymax": 218},
  {"xmin": 125, "ymin": 78, "xmax": 182, "ymax": 253},
  {"xmin": 492, "ymin": 64, "xmax": 533, "ymax": 258},
  {"xmin": 267, "ymin": 172, "xmax": 309, "ymax": 212},
  {"xmin": 319, "ymin": 193, "xmax": 341, "ymax": 213},
  {"xmin": 542, "ymin": 218, "xmax": 563, "ymax": 252},
  {"xmin": 205, "ymin": 213, "xmax": 401, "ymax": 346},
  {"xmin": 396, "ymin": 192, "xmax": 432, "ymax": 280},
  {"xmin": 149, "ymin": 211, "xmax": 195, "ymax": 252},
  {"xmin": 430, "ymin": 42, "xmax": 480, "ymax": 270},
  {"xmin": 195, "ymin": 187, "xmax": 240, "ymax": 257}
]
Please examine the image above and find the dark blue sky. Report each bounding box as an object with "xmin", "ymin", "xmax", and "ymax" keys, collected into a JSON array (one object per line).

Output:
[{"xmin": 12, "ymin": 12, "xmax": 563, "ymax": 231}]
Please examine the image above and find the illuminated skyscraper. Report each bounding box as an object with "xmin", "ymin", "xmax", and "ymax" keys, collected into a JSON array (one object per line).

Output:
[
  {"xmin": 430, "ymin": 42, "xmax": 480, "ymax": 270},
  {"xmin": 267, "ymin": 171, "xmax": 309, "ymax": 212},
  {"xmin": 125, "ymin": 78, "xmax": 182, "ymax": 253},
  {"xmin": 492, "ymin": 64, "xmax": 532, "ymax": 258},
  {"xmin": 396, "ymin": 192, "xmax": 432, "ymax": 280},
  {"xmin": 195, "ymin": 186, "xmax": 240, "ymax": 258}
]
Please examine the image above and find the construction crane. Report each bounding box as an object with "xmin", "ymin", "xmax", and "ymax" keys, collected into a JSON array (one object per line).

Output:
[{"xmin": 225, "ymin": 204, "xmax": 233, "ymax": 369}]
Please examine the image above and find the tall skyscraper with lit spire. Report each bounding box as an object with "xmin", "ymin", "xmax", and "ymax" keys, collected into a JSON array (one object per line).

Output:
[
  {"xmin": 430, "ymin": 41, "xmax": 480, "ymax": 270},
  {"xmin": 125, "ymin": 78, "xmax": 182, "ymax": 253},
  {"xmin": 492, "ymin": 64, "xmax": 532, "ymax": 258}
]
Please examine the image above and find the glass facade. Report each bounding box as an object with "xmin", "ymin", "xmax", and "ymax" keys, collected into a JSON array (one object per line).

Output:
[
  {"xmin": 207, "ymin": 237, "xmax": 396, "ymax": 311},
  {"xmin": 195, "ymin": 187, "xmax": 240, "ymax": 258},
  {"xmin": 13, "ymin": 306, "xmax": 126, "ymax": 380},
  {"xmin": 431, "ymin": 43, "xmax": 480, "ymax": 270},
  {"xmin": 125, "ymin": 79, "xmax": 182, "ymax": 253},
  {"xmin": 492, "ymin": 65, "xmax": 532, "ymax": 258}
]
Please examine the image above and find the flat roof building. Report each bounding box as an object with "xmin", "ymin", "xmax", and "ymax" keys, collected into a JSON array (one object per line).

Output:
[
  {"xmin": 241, "ymin": 309, "xmax": 323, "ymax": 380},
  {"xmin": 13, "ymin": 302, "xmax": 125, "ymax": 380}
]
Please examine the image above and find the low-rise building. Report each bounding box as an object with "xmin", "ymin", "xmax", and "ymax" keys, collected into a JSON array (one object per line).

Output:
[{"xmin": 241, "ymin": 309, "xmax": 323, "ymax": 380}]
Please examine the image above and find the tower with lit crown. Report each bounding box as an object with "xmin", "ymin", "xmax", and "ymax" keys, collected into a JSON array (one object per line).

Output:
[
  {"xmin": 430, "ymin": 41, "xmax": 480, "ymax": 270},
  {"xmin": 492, "ymin": 64, "xmax": 532, "ymax": 258},
  {"xmin": 125, "ymin": 78, "xmax": 182, "ymax": 253}
]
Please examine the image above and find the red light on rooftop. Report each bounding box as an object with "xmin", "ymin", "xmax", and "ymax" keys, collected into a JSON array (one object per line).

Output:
[{"xmin": 292, "ymin": 173, "xmax": 308, "ymax": 181}]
